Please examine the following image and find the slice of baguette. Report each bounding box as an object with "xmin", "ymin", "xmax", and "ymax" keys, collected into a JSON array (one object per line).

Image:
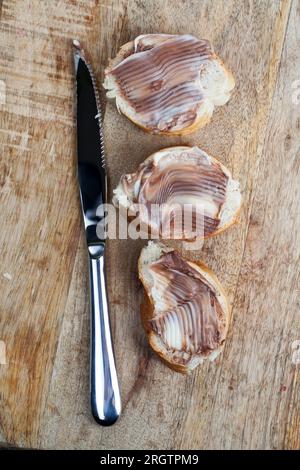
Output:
[
  {"xmin": 113, "ymin": 146, "xmax": 242, "ymax": 240},
  {"xmin": 139, "ymin": 241, "xmax": 230, "ymax": 373},
  {"xmin": 103, "ymin": 34, "xmax": 235, "ymax": 135}
]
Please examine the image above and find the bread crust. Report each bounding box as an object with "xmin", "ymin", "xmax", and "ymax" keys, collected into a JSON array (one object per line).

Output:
[
  {"xmin": 105, "ymin": 40, "xmax": 134, "ymax": 73},
  {"xmin": 104, "ymin": 36, "xmax": 235, "ymax": 135},
  {"xmin": 138, "ymin": 245, "xmax": 230, "ymax": 373}
]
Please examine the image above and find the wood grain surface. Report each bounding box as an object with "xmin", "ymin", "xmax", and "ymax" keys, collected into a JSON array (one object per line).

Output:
[{"xmin": 0, "ymin": 0, "xmax": 299, "ymax": 450}]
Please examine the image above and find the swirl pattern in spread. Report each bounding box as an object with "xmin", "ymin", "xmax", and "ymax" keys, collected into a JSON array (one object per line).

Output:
[
  {"xmin": 118, "ymin": 147, "xmax": 230, "ymax": 238},
  {"xmin": 110, "ymin": 34, "xmax": 214, "ymax": 132},
  {"xmin": 148, "ymin": 250, "xmax": 224, "ymax": 356}
]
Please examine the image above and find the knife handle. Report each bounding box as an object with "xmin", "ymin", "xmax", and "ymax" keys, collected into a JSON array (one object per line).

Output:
[{"xmin": 88, "ymin": 248, "xmax": 121, "ymax": 426}]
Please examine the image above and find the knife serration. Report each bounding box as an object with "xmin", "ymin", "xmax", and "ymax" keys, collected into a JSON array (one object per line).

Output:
[{"xmin": 73, "ymin": 39, "xmax": 105, "ymax": 168}]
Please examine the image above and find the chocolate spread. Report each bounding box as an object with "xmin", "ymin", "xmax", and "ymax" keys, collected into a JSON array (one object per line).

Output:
[
  {"xmin": 110, "ymin": 34, "xmax": 214, "ymax": 132},
  {"xmin": 119, "ymin": 148, "xmax": 228, "ymax": 237},
  {"xmin": 148, "ymin": 250, "xmax": 223, "ymax": 357}
]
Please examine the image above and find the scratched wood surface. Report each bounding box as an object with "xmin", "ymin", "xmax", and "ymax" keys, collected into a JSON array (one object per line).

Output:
[{"xmin": 0, "ymin": 0, "xmax": 299, "ymax": 450}]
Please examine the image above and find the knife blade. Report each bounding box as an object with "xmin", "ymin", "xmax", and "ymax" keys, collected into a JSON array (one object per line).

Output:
[{"xmin": 73, "ymin": 39, "xmax": 121, "ymax": 426}]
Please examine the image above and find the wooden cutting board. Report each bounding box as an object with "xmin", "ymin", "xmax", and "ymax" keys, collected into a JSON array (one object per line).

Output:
[{"xmin": 0, "ymin": 0, "xmax": 299, "ymax": 450}]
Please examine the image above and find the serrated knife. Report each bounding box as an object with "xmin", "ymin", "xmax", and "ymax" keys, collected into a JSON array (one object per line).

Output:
[{"xmin": 72, "ymin": 39, "xmax": 121, "ymax": 426}]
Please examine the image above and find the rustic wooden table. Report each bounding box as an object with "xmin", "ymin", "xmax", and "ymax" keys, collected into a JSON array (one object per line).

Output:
[{"xmin": 0, "ymin": 0, "xmax": 299, "ymax": 450}]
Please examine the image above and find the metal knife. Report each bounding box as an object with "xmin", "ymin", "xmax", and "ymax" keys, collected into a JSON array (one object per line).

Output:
[{"xmin": 72, "ymin": 39, "xmax": 121, "ymax": 426}]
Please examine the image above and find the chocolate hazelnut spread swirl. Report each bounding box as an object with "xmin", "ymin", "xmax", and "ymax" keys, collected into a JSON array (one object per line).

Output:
[
  {"xmin": 110, "ymin": 34, "xmax": 214, "ymax": 132},
  {"xmin": 119, "ymin": 147, "xmax": 229, "ymax": 237},
  {"xmin": 148, "ymin": 250, "xmax": 223, "ymax": 356}
]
